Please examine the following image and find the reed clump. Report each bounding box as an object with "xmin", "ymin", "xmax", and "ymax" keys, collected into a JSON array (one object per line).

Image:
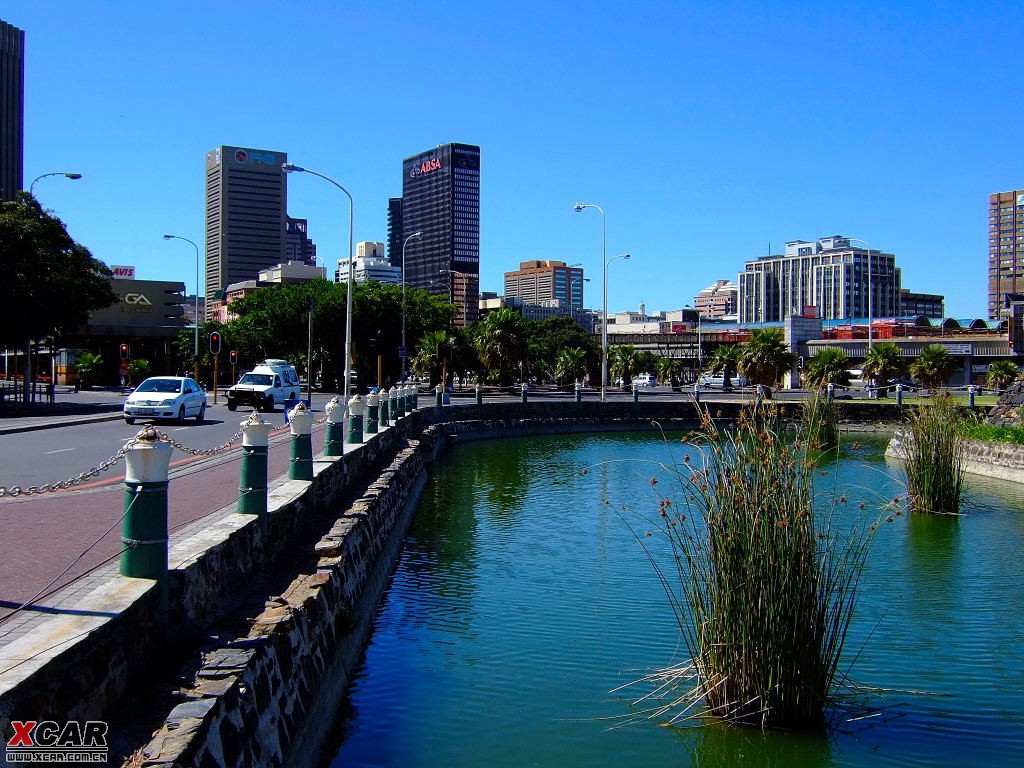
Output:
[
  {"xmin": 801, "ymin": 391, "xmax": 840, "ymax": 451},
  {"xmin": 897, "ymin": 394, "xmax": 966, "ymax": 514},
  {"xmin": 637, "ymin": 405, "xmax": 879, "ymax": 729}
]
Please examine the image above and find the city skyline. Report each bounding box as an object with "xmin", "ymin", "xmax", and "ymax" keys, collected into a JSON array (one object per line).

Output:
[{"xmin": 8, "ymin": 1, "xmax": 1024, "ymax": 318}]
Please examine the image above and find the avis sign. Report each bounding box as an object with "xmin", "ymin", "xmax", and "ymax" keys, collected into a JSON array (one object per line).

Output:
[
  {"xmin": 111, "ymin": 265, "xmax": 135, "ymax": 280},
  {"xmin": 5, "ymin": 719, "xmax": 109, "ymax": 763}
]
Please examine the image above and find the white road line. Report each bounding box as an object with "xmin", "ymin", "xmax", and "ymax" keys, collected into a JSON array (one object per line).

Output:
[{"xmin": 45, "ymin": 448, "xmax": 76, "ymax": 454}]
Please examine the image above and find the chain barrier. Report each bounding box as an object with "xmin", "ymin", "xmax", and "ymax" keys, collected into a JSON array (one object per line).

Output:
[{"xmin": 0, "ymin": 412, "xmax": 274, "ymax": 499}]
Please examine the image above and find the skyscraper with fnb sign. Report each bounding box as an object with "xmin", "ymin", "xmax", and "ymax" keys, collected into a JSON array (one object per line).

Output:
[
  {"xmin": 400, "ymin": 143, "xmax": 480, "ymax": 325},
  {"xmin": 0, "ymin": 19, "xmax": 24, "ymax": 202},
  {"xmin": 205, "ymin": 145, "xmax": 287, "ymax": 300}
]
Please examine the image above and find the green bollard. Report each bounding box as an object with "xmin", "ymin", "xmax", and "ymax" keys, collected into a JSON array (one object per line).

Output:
[
  {"xmin": 632, "ymin": 381, "xmax": 640, "ymax": 404},
  {"xmin": 121, "ymin": 427, "xmax": 173, "ymax": 608},
  {"xmin": 366, "ymin": 390, "xmax": 379, "ymax": 434},
  {"xmin": 476, "ymin": 383, "xmax": 483, "ymax": 406},
  {"xmin": 394, "ymin": 385, "xmax": 405, "ymax": 419},
  {"xmin": 289, "ymin": 402, "xmax": 314, "ymax": 481},
  {"xmin": 412, "ymin": 382, "xmax": 420, "ymax": 410},
  {"xmin": 436, "ymin": 383, "xmax": 444, "ymax": 408},
  {"xmin": 324, "ymin": 396, "xmax": 345, "ymax": 457},
  {"xmin": 575, "ymin": 381, "xmax": 582, "ymax": 403},
  {"xmin": 521, "ymin": 382, "xmax": 528, "ymax": 404},
  {"xmin": 694, "ymin": 380, "xmax": 701, "ymax": 404},
  {"xmin": 347, "ymin": 394, "xmax": 364, "ymax": 444},
  {"xmin": 968, "ymin": 385, "xmax": 976, "ymax": 408},
  {"xmin": 896, "ymin": 382, "xmax": 904, "ymax": 407},
  {"xmin": 380, "ymin": 388, "xmax": 390, "ymax": 428},
  {"xmin": 403, "ymin": 384, "xmax": 413, "ymax": 414},
  {"xmin": 826, "ymin": 382, "xmax": 834, "ymax": 403},
  {"xmin": 238, "ymin": 413, "xmax": 273, "ymax": 532}
]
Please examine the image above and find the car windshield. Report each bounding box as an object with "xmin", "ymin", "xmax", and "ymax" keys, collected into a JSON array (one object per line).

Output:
[
  {"xmin": 239, "ymin": 374, "xmax": 273, "ymax": 386},
  {"xmin": 136, "ymin": 379, "xmax": 183, "ymax": 394}
]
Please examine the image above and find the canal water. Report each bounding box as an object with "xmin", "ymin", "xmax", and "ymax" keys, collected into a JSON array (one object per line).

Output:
[{"xmin": 321, "ymin": 432, "xmax": 1024, "ymax": 767}]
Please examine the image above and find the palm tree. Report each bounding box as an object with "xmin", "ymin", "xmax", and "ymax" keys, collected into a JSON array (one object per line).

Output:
[
  {"xmin": 656, "ymin": 356, "xmax": 683, "ymax": 387},
  {"xmin": 986, "ymin": 360, "xmax": 1019, "ymax": 392},
  {"xmin": 706, "ymin": 345, "xmax": 741, "ymax": 389},
  {"xmin": 804, "ymin": 349, "xmax": 852, "ymax": 390},
  {"xmin": 554, "ymin": 347, "xmax": 588, "ymax": 387},
  {"xmin": 608, "ymin": 344, "xmax": 641, "ymax": 387},
  {"xmin": 411, "ymin": 329, "xmax": 453, "ymax": 387},
  {"xmin": 739, "ymin": 328, "xmax": 796, "ymax": 390},
  {"xmin": 474, "ymin": 307, "xmax": 528, "ymax": 386},
  {"xmin": 861, "ymin": 342, "xmax": 905, "ymax": 397},
  {"xmin": 911, "ymin": 345, "xmax": 956, "ymax": 391}
]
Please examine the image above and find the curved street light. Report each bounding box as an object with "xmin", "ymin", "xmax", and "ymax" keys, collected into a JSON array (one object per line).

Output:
[
  {"xmin": 29, "ymin": 172, "xmax": 82, "ymax": 196},
  {"xmin": 283, "ymin": 162, "xmax": 355, "ymax": 402},
  {"xmin": 401, "ymin": 231, "xmax": 423, "ymax": 380},
  {"xmin": 162, "ymin": 234, "xmax": 201, "ymax": 383},
  {"xmin": 603, "ymin": 253, "xmax": 631, "ymax": 399}
]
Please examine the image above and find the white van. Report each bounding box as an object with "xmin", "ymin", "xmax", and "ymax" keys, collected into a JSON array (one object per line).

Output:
[
  {"xmin": 226, "ymin": 360, "xmax": 300, "ymax": 412},
  {"xmin": 634, "ymin": 373, "xmax": 656, "ymax": 387}
]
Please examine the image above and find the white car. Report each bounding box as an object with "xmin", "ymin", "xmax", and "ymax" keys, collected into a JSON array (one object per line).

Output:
[{"xmin": 124, "ymin": 376, "xmax": 207, "ymax": 425}]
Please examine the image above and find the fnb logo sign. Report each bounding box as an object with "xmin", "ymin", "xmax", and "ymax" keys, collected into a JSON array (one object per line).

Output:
[{"xmin": 5, "ymin": 720, "xmax": 108, "ymax": 763}]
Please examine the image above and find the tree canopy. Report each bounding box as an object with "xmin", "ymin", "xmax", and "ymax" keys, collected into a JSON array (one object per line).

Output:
[{"xmin": 0, "ymin": 193, "xmax": 116, "ymax": 349}]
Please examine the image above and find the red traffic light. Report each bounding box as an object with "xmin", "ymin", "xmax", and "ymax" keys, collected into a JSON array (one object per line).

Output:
[
  {"xmin": 119, "ymin": 343, "xmax": 129, "ymax": 360},
  {"xmin": 229, "ymin": 350, "xmax": 238, "ymax": 366},
  {"xmin": 209, "ymin": 331, "xmax": 222, "ymax": 355}
]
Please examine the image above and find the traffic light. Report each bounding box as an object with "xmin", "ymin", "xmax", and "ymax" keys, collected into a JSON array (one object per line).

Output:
[
  {"xmin": 209, "ymin": 331, "xmax": 222, "ymax": 355},
  {"xmin": 119, "ymin": 343, "xmax": 129, "ymax": 360},
  {"xmin": 229, "ymin": 350, "xmax": 238, "ymax": 366}
]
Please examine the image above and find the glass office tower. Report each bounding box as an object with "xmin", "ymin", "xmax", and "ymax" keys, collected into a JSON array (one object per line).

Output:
[{"xmin": 400, "ymin": 143, "xmax": 480, "ymax": 325}]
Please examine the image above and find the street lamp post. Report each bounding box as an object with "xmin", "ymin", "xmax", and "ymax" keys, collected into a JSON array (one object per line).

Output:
[
  {"xmin": 401, "ymin": 231, "xmax": 423, "ymax": 381},
  {"xmin": 569, "ymin": 276, "xmax": 590, "ymax": 327},
  {"xmin": 847, "ymin": 237, "xmax": 873, "ymax": 350},
  {"xmin": 685, "ymin": 304, "xmax": 703, "ymax": 368},
  {"xmin": 283, "ymin": 163, "xmax": 355, "ymax": 401},
  {"xmin": 602, "ymin": 253, "xmax": 631, "ymax": 398},
  {"xmin": 29, "ymin": 172, "xmax": 82, "ymax": 196},
  {"xmin": 162, "ymin": 234, "xmax": 201, "ymax": 383}
]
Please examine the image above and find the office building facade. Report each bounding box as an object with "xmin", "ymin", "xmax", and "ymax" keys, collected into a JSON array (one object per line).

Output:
[
  {"xmin": 739, "ymin": 235, "xmax": 900, "ymax": 324},
  {"xmin": 0, "ymin": 19, "xmax": 24, "ymax": 202},
  {"xmin": 693, "ymin": 279, "xmax": 739, "ymax": 319},
  {"xmin": 400, "ymin": 143, "xmax": 480, "ymax": 325},
  {"xmin": 386, "ymin": 197, "xmax": 403, "ymax": 268},
  {"xmin": 285, "ymin": 217, "xmax": 317, "ymax": 267},
  {"xmin": 504, "ymin": 260, "xmax": 584, "ymax": 308},
  {"xmin": 988, "ymin": 189, "xmax": 1024, "ymax": 321},
  {"xmin": 205, "ymin": 145, "xmax": 287, "ymax": 300}
]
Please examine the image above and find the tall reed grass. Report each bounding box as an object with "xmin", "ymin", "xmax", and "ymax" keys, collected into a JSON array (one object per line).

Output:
[
  {"xmin": 631, "ymin": 405, "xmax": 881, "ymax": 729},
  {"xmin": 801, "ymin": 391, "xmax": 840, "ymax": 451},
  {"xmin": 896, "ymin": 394, "xmax": 966, "ymax": 514}
]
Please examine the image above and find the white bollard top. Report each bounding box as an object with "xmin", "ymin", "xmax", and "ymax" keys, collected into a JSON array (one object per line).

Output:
[
  {"xmin": 380, "ymin": 387, "xmax": 390, "ymax": 402},
  {"xmin": 289, "ymin": 401, "xmax": 313, "ymax": 435},
  {"xmin": 124, "ymin": 427, "xmax": 173, "ymax": 483},
  {"xmin": 325, "ymin": 395, "xmax": 345, "ymax": 424},
  {"xmin": 242, "ymin": 412, "xmax": 273, "ymax": 447},
  {"xmin": 367, "ymin": 391, "xmax": 379, "ymax": 407},
  {"xmin": 348, "ymin": 393, "xmax": 365, "ymax": 417}
]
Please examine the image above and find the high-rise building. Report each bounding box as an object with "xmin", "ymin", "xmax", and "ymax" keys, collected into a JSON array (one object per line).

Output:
[
  {"xmin": 0, "ymin": 20, "xmax": 25, "ymax": 202},
  {"xmin": 987, "ymin": 190, "xmax": 1024, "ymax": 321},
  {"xmin": 285, "ymin": 217, "xmax": 317, "ymax": 267},
  {"xmin": 504, "ymin": 260, "xmax": 584, "ymax": 308},
  {"xmin": 693, "ymin": 279, "xmax": 739, "ymax": 319},
  {"xmin": 386, "ymin": 197, "xmax": 403, "ymax": 268},
  {"xmin": 205, "ymin": 145, "xmax": 287, "ymax": 300},
  {"xmin": 400, "ymin": 143, "xmax": 480, "ymax": 325},
  {"xmin": 739, "ymin": 236, "xmax": 900, "ymax": 324}
]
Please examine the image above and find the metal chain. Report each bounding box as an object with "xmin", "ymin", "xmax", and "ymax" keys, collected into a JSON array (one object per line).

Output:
[
  {"xmin": 0, "ymin": 413, "xmax": 268, "ymax": 498},
  {"xmin": 0, "ymin": 433, "xmax": 144, "ymax": 498}
]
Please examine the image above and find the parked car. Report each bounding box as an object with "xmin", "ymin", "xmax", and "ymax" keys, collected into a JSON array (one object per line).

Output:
[
  {"xmin": 634, "ymin": 373, "xmax": 656, "ymax": 387},
  {"xmin": 124, "ymin": 376, "xmax": 207, "ymax": 425},
  {"xmin": 699, "ymin": 373, "xmax": 749, "ymax": 389},
  {"xmin": 886, "ymin": 377, "xmax": 920, "ymax": 392}
]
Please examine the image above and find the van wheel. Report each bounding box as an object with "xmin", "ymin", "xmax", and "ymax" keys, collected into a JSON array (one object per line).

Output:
[
  {"xmin": 125, "ymin": 417, "xmax": 135, "ymax": 425},
  {"xmin": 228, "ymin": 402, "xmax": 236, "ymax": 411},
  {"xmin": 262, "ymin": 396, "xmax": 274, "ymax": 412}
]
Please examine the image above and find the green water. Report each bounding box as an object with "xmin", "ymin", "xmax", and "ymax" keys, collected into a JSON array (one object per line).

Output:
[{"xmin": 322, "ymin": 433, "xmax": 1024, "ymax": 767}]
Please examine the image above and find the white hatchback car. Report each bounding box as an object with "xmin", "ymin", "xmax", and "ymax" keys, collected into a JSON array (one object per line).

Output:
[{"xmin": 124, "ymin": 376, "xmax": 207, "ymax": 425}]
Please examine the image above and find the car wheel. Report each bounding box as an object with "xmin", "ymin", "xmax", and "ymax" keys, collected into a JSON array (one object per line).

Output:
[
  {"xmin": 262, "ymin": 395, "xmax": 274, "ymax": 412},
  {"xmin": 176, "ymin": 406, "xmax": 185, "ymax": 424},
  {"xmin": 125, "ymin": 417, "xmax": 135, "ymax": 425},
  {"xmin": 195, "ymin": 402, "xmax": 206, "ymax": 423}
]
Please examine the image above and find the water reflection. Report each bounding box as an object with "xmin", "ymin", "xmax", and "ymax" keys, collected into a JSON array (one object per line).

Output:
[{"xmin": 684, "ymin": 722, "xmax": 832, "ymax": 768}]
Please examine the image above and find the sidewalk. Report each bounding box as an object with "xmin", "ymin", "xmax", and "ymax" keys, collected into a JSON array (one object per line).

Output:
[{"xmin": 0, "ymin": 387, "xmax": 136, "ymax": 435}]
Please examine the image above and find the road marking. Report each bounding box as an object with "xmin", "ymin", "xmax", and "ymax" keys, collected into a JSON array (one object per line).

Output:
[{"xmin": 45, "ymin": 448, "xmax": 75, "ymax": 454}]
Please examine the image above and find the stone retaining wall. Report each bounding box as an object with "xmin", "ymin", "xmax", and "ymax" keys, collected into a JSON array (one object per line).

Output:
[{"xmin": 887, "ymin": 431, "xmax": 1024, "ymax": 484}]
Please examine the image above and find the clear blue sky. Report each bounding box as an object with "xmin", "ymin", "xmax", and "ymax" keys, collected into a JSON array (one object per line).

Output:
[{"xmin": 10, "ymin": 0, "xmax": 1024, "ymax": 318}]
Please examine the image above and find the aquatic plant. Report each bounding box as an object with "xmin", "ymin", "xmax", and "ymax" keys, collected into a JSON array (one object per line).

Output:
[
  {"xmin": 801, "ymin": 390, "xmax": 840, "ymax": 451},
  {"xmin": 627, "ymin": 405, "xmax": 882, "ymax": 729},
  {"xmin": 896, "ymin": 394, "xmax": 966, "ymax": 514}
]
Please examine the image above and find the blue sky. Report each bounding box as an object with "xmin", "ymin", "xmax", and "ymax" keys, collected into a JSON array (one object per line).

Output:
[{"xmin": 10, "ymin": 0, "xmax": 1024, "ymax": 318}]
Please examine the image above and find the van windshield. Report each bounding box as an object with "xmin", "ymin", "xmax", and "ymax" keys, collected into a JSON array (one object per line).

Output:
[{"xmin": 239, "ymin": 374, "xmax": 273, "ymax": 386}]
